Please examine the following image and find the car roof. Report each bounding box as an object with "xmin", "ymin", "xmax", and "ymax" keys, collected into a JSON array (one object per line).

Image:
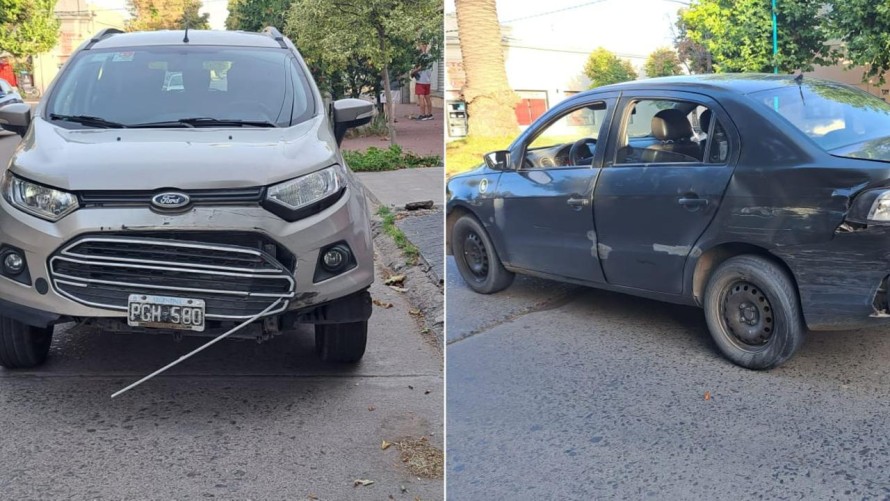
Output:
[
  {"xmin": 592, "ymin": 73, "xmax": 837, "ymax": 96},
  {"xmin": 89, "ymin": 30, "xmax": 285, "ymax": 49}
]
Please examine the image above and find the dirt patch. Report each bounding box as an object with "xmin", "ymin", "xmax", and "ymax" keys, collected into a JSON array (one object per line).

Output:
[{"xmin": 394, "ymin": 437, "xmax": 443, "ymax": 479}]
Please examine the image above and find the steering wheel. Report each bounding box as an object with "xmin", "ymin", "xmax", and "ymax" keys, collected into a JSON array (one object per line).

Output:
[{"xmin": 568, "ymin": 138, "xmax": 597, "ymax": 165}]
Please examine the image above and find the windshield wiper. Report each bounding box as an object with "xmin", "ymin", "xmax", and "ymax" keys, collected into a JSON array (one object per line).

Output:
[
  {"xmin": 49, "ymin": 114, "xmax": 128, "ymax": 128},
  {"xmin": 129, "ymin": 117, "xmax": 278, "ymax": 128}
]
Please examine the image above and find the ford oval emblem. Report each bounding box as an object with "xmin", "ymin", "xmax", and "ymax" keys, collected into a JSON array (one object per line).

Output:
[{"xmin": 151, "ymin": 192, "xmax": 190, "ymax": 209}]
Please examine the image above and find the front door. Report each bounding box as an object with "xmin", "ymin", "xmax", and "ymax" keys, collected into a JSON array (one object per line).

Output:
[
  {"xmin": 493, "ymin": 95, "xmax": 615, "ymax": 282},
  {"xmin": 594, "ymin": 93, "xmax": 738, "ymax": 294}
]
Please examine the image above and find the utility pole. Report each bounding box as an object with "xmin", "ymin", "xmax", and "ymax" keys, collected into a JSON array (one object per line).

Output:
[{"xmin": 773, "ymin": 0, "xmax": 779, "ymax": 74}]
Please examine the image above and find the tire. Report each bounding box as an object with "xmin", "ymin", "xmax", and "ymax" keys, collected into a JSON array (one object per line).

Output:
[
  {"xmin": 0, "ymin": 316, "xmax": 53, "ymax": 369},
  {"xmin": 315, "ymin": 321, "xmax": 367, "ymax": 363},
  {"xmin": 703, "ymin": 255, "xmax": 804, "ymax": 370},
  {"xmin": 451, "ymin": 214, "xmax": 514, "ymax": 294}
]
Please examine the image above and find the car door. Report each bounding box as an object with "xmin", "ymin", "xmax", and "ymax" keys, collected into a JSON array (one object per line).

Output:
[
  {"xmin": 492, "ymin": 93, "xmax": 617, "ymax": 282},
  {"xmin": 594, "ymin": 91, "xmax": 739, "ymax": 294}
]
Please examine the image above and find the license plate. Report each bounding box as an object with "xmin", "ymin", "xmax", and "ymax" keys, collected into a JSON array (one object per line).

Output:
[{"xmin": 127, "ymin": 294, "xmax": 205, "ymax": 332}]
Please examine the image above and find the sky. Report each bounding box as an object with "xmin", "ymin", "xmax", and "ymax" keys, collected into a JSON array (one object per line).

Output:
[
  {"xmin": 444, "ymin": 0, "xmax": 688, "ymax": 58},
  {"xmin": 88, "ymin": 0, "xmax": 230, "ymax": 30}
]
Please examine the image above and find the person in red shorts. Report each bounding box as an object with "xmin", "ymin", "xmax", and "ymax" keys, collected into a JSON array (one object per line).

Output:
[
  {"xmin": 410, "ymin": 42, "xmax": 433, "ymax": 120},
  {"xmin": 0, "ymin": 56, "xmax": 17, "ymax": 88}
]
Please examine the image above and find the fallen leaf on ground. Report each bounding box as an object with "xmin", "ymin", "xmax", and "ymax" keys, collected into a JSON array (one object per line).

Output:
[
  {"xmin": 409, "ymin": 309, "xmax": 422, "ymax": 316},
  {"xmin": 384, "ymin": 274, "xmax": 406, "ymax": 285},
  {"xmin": 368, "ymin": 405, "xmax": 376, "ymax": 411},
  {"xmin": 401, "ymin": 485, "xmax": 407, "ymax": 493},
  {"xmin": 382, "ymin": 440, "xmax": 392, "ymax": 450},
  {"xmin": 704, "ymin": 391, "xmax": 711, "ymax": 401},
  {"xmin": 394, "ymin": 438, "xmax": 443, "ymax": 479},
  {"xmin": 308, "ymin": 494, "xmax": 318, "ymax": 500},
  {"xmin": 372, "ymin": 298, "xmax": 393, "ymax": 309},
  {"xmin": 354, "ymin": 479, "xmax": 375, "ymax": 487},
  {"xmin": 388, "ymin": 285, "xmax": 408, "ymax": 293},
  {"xmin": 424, "ymin": 390, "xmax": 431, "ymax": 395}
]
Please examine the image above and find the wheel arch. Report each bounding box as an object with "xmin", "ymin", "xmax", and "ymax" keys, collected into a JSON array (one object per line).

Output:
[
  {"xmin": 690, "ymin": 242, "xmax": 801, "ymax": 307},
  {"xmin": 446, "ymin": 204, "xmax": 475, "ymax": 256}
]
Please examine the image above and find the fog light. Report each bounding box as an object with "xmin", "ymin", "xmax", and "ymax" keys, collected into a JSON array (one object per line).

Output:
[
  {"xmin": 322, "ymin": 247, "xmax": 347, "ymax": 270},
  {"xmin": 3, "ymin": 252, "xmax": 24, "ymax": 275}
]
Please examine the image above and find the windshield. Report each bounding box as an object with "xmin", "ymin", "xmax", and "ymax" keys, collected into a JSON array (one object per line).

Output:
[
  {"xmin": 750, "ymin": 81, "xmax": 890, "ymax": 153},
  {"xmin": 46, "ymin": 46, "xmax": 315, "ymax": 128}
]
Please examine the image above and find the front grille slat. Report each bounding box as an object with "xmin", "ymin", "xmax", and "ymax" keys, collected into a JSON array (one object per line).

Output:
[
  {"xmin": 79, "ymin": 187, "xmax": 264, "ymax": 207},
  {"xmin": 49, "ymin": 234, "xmax": 296, "ymax": 319}
]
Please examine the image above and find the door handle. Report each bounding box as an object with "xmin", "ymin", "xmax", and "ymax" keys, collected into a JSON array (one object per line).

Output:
[
  {"xmin": 567, "ymin": 197, "xmax": 589, "ymax": 209},
  {"xmin": 678, "ymin": 196, "xmax": 709, "ymax": 209}
]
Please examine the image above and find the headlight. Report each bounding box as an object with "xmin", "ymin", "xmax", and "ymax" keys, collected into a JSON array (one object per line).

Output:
[
  {"xmin": 868, "ymin": 191, "xmax": 890, "ymax": 221},
  {"xmin": 2, "ymin": 172, "xmax": 79, "ymax": 221},
  {"xmin": 263, "ymin": 165, "xmax": 345, "ymax": 221}
]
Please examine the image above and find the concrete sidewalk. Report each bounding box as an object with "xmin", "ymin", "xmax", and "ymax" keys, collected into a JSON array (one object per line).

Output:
[{"xmin": 355, "ymin": 167, "xmax": 444, "ymax": 283}]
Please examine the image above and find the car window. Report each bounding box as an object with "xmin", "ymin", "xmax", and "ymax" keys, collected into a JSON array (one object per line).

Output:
[
  {"xmin": 0, "ymin": 79, "xmax": 9, "ymax": 95},
  {"xmin": 47, "ymin": 46, "xmax": 315, "ymax": 128},
  {"xmin": 750, "ymin": 82, "xmax": 890, "ymax": 154},
  {"xmin": 523, "ymin": 101, "xmax": 608, "ymax": 168},
  {"xmin": 615, "ymin": 99, "xmax": 729, "ymax": 165}
]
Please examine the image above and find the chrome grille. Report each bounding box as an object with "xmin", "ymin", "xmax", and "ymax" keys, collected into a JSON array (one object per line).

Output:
[{"xmin": 49, "ymin": 236, "xmax": 295, "ymax": 319}]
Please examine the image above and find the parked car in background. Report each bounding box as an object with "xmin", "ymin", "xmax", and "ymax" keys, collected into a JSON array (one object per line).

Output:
[
  {"xmin": 448, "ymin": 74, "xmax": 890, "ymax": 370},
  {"xmin": 0, "ymin": 78, "xmax": 23, "ymax": 130},
  {"xmin": 0, "ymin": 27, "xmax": 376, "ymax": 369}
]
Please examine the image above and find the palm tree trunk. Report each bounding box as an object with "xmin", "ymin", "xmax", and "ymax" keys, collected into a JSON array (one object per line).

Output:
[{"xmin": 455, "ymin": 0, "xmax": 518, "ymax": 137}]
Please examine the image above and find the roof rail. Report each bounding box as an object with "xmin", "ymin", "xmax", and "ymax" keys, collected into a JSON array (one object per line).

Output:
[
  {"xmin": 84, "ymin": 28, "xmax": 125, "ymax": 50},
  {"xmin": 262, "ymin": 26, "xmax": 288, "ymax": 49}
]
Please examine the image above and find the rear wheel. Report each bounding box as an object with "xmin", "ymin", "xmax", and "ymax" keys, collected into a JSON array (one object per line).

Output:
[
  {"xmin": 703, "ymin": 255, "xmax": 804, "ymax": 369},
  {"xmin": 315, "ymin": 321, "xmax": 367, "ymax": 363},
  {"xmin": 452, "ymin": 214, "xmax": 514, "ymax": 294},
  {"xmin": 0, "ymin": 316, "xmax": 53, "ymax": 369}
]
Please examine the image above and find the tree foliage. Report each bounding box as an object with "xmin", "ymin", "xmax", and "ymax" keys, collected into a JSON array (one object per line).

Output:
[
  {"xmin": 584, "ymin": 48, "xmax": 637, "ymax": 88},
  {"xmin": 645, "ymin": 48, "xmax": 682, "ymax": 78},
  {"xmin": 128, "ymin": 0, "xmax": 210, "ymax": 31},
  {"xmin": 285, "ymin": 0, "xmax": 441, "ymax": 143},
  {"xmin": 225, "ymin": 0, "xmax": 291, "ymax": 31},
  {"xmin": 678, "ymin": 0, "xmax": 828, "ymax": 74},
  {"xmin": 0, "ymin": 0, "xmax": 60, "ymax": 58},
  {"xmin": 674, "ymin": 14, "xmax": 711, "ymax": 74},
  {"xmin": 823, "ymin": 0, "xmax": 890, "ymax": 84}
]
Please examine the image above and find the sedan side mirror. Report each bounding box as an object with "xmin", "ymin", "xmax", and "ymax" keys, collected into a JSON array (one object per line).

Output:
[
  {"xmin": 332, "ymin": 98, "xmax": 374, "ymax": 146},
  {"xmin": 483, "ymin": 150, "xmax": 511, "ymax": 170},
  {"xmin": 0, "ymin": 102, "xmax": 31, "ymax": 137}
]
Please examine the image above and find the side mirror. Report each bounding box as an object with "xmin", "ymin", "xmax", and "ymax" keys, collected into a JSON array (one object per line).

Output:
[
  {"xmin": 483, "ymin": 150, "xmax": 511, "ymax": 170},
  {"xmin": 332, "ymin": 98, "xmax": 374, "ymax": 145},
  {"xmin": 0, "ymin": 103, "xmax": 31, "ymax": 136}
]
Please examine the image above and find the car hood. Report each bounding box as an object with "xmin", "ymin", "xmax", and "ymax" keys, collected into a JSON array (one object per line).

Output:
[{"xmin": 7, "ymin": 115, "xmax": 338, "ymax": 191}]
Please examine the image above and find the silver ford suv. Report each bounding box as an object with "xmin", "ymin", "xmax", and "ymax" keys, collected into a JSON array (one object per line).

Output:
[{"xmin": 0, "ymin": 28, "xmax": 376, "ymax": 368}]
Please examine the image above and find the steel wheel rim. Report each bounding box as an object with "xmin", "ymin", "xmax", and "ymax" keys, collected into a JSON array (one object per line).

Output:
[
  {"xmin": 720, "ymin": 280, "xmax": 774, "ymax": 348},
  {"xmin": 462, "ymin": 231, "xmax": 489, "ymax": 280}
]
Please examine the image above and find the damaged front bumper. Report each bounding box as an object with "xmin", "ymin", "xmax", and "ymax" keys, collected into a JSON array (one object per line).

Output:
[{"xmin": 0, "ymin": 186, "xmax": 373, "ymax": 329}]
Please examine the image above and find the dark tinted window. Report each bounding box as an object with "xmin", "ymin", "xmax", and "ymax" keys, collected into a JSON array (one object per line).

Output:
[{"xmin": 47, "ymin": 46, "xmax": 315, "ymax": 127}]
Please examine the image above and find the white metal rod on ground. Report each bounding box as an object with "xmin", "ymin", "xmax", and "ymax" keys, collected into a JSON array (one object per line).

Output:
[{"xmin": 111, "ymin": 298, "xmax": 283, "ymax": 398}]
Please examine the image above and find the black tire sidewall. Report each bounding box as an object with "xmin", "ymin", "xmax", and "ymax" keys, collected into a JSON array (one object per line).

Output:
[
  {"xmin": 451, "ymin": 215, "xmax": 512, "ymax": 294},
  {"xmin": 703, "ymin": 256, "xmax": 803, "ymax": 370}
]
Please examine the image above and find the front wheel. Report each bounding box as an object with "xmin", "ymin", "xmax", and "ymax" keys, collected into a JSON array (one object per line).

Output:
[
  {"xmin": 703, "ymin": 255, "xmax": 805, "ymax": 370},
  {"xmin": 0, "ymin": 317, "xmax": 53, "ymax": 369},
  {"xmin": 315, "ymin": 321, "xmax": 367, "ymax": 363},
  {"xmin": 451, "ymin": 214, "xmax": 514, "ymax": 294}
]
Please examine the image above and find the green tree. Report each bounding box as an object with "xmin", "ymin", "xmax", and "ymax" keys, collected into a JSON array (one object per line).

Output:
[
  {"xmin": 286, "ymin": 0, "xmax": 442, "ymax": 146},
  {"xmin": 128, "ymin": 0, "xmax": 209, "ymax": 31},
  {"xmin": 674, "ymin": 13, "xmax": 712, "ymax": 74},
  {"xmin": 824, "ymin": 0, "xmax": 890, "ymax": 84},
  {"xmin": 584, "ymin": 48, "xmax": 637, "ymax": 88},
  {"xmin": 679, "ymin": 0, "xmax": 828, "ymax": 74},
  {"xmin": 0, "ymin": 0, "xmax": 60, "ymax": 58},
  {"xmin": 645, "ymin": 47, "xmax": 682, "ymax": 77},
  {"xmin": 225, "ymin": 0, "xmax": 291, "ymax": 31}
]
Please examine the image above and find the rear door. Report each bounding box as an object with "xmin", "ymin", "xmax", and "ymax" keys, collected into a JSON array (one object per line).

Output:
[
  {"xmin": 492, "ymin": 93, "xmax": 616, "ymax": 282},
  {"xmin": 594, "ymin": 91, "xmax": 739, "ymax": 294}
]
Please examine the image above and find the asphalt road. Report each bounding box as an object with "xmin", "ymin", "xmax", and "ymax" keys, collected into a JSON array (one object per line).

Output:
[
  {"xmin": 446, "ymin": 256, "xmax": 890, "ymax": 500},
  {"xmin": 0, "ymin": 133, "xmax": 443, "ymax": 500}
]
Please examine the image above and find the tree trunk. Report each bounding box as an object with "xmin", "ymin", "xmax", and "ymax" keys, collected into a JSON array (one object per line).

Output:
[
  {"xmin": 377, "ymin": 25, "xmax": 397, "ymax": 146},
  {"xmin": 455, "ymin": 0, "xmax": 518, "ymax": 137}
]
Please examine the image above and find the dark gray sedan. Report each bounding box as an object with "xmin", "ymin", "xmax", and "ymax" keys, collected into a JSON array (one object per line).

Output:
[{"xmin": 447, "ymin": 74, "xmax": 890, "ymax": 369}]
